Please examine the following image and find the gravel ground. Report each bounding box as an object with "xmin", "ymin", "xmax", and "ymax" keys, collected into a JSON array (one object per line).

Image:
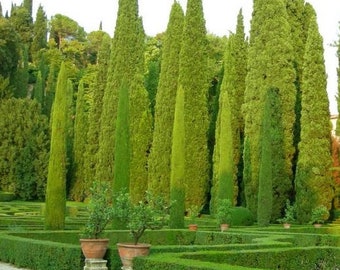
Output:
[{"xmin": 0, "ymin": 262, "xmax": 30, "ymax": 270}]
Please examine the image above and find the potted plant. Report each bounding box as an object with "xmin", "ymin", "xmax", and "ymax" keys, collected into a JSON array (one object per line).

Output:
[
  {"xmin": 112, "ymin": 190, "xmax": 171, "ymax": 269},
  {"xmin": 216, "ymin": 199, "xmax": 232, "ymax": 231},
  {"xmin": 80, "ymin": 181, "xmax": 114, "ymax": 260},
  {"xmin": 187, "ymin": 205, "xmax": 201, "ymax": 231},
  {"xmin": 310, "ymin": 205, "xmax": 329, "ymax": 228},
  {"xmin": 277, "ymin": 199, "xmax": 296, "ymax": 229}
]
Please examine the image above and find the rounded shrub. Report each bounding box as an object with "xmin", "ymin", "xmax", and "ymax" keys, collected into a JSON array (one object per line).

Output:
[{"xmin": 230, "ymin": 207, "xmax": 254, "ymax": 226}]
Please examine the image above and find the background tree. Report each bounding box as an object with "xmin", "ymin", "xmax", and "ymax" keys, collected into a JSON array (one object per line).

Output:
[
  {"xmin": 31, "ymin": 5, "xmax": 47, "ymax": 62},
  {"xmin": 45, "ymin": 62, "xmax": 68, "ymax": 230},
  {"xmin": 148, "ymin": 1, "xmax": 184, "ymax": 201},
  {"xmin": 295, "ymin": 11, "xmax": 334, "ymax": 223},
  {"xmin": 179, "ymin": 0, "xmax": 209, "ymax": 208}
]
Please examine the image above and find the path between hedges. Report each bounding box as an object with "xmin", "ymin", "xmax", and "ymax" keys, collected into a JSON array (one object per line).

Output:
[{"xmin": 0, "ymin": 262, "xmax": 31, "ymax": 270}]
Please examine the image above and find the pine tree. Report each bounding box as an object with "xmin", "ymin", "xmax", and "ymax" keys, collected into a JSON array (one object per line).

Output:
[
  {"xmin": 169, "ymin": 86, "xmax": 185, "ymax": 229},
  {"xmin": 45, "ymin": 62, "xmax": 68, "ymax": 230},
  {"xmin": 179, "ymin": 0, "xmax": 209, "ymax": 208},
  {"xmin": 243, "ymin": 0, "xmax": 296, "ymax": 218},
  {"xmin": 148, "ymin": 2, "xmax": 184, "ymax": 201},
  {"xmin": 295, "ymin": 11, "xmax": 334, "ymax": 223}
]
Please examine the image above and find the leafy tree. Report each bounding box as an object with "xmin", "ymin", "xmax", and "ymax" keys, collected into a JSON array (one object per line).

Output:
[
  {"xmin": 179, "ymin": 0, "xmax": 209, "ymax": 208},
  {"xmin": 243, "ymin": 0, "xmax": 296, "ymax": 218},
  {"xmin": 86, "ymin": 30, "xmax": 110, "ymax": 65},
  {"xmin": 9, "ymin": 4, "xmax": 32, "ymax": 45},
  {"xmin": 148, "ymin": 1, "xmax": 184, "ymax": 201},
  {"xmin": 45, "ymin": 62, "xmax": 68, "ymax": 230},
  {"xmin": 295, "ymin": 11, "xmax": 334, "ymax": 223},
  {"xmin": 169, "ymin": 86, "xmax": 185, "ymax": 229}
]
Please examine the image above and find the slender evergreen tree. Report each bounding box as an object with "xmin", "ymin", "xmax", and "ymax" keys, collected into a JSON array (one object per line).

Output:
[
  {"xmin": 179, "ymin": 0, "xmax": 209, "ymax": 208},
  {"xmin": 69, "ymin": 80, "xmax": 88, "ymax": 201},
  {"xmin": 243, "ymin": 0, "xmax": 296, "ymax": 218},
  {"xmin": 45, "ymin": 62, "xmax": 68, "ymax": 230},
  {"xmin": 211, "ymin": 91, "xmax": 234, "ymax": 214},
  {"xmin": 257, "ymin": 88, "xmax": 276, "ymax": 226},
  {"xmin": 169, "ymin": 86, "xmax": 185, "ymax": 229},
  {"xmin": 84, "ymin": 34, "xmax": 111, "ymax": 196},
  {"xmin": 31, "ymin": 5, "xmax": 47, "ymax": 62},
  {"xmin": 148, "ymin": 2, "xmax": 184, "ymax": 201},
  {"xmin": 295, "ymin": 11, "xmax": 334, "ymax": 223}
]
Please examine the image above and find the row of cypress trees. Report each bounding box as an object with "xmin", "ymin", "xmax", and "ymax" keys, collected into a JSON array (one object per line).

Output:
[{"xmin": 3, "ymin": 0, "xmax": 335, "ymax": 228}]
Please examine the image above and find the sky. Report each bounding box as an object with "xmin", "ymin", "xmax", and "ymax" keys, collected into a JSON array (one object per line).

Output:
[{"xmin": 2, "ymin": 0, "xmax": 340, "ymax": 114}]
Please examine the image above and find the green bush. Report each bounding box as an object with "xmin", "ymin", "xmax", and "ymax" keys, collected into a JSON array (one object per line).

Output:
[
  {"xmin": 0, "ymin": 192, "xmax": 16, "ymax": 202},
  {"xmin": 230, "ymin": 207, "xmax": 254, "ymax": 226}
]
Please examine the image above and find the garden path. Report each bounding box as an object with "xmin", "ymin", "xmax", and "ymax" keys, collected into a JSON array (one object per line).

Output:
[{"xmin": 0, "ymin": 262, "xmax": 30, "ymax": 270}]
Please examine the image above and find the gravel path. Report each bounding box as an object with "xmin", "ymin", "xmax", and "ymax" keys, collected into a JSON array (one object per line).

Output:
[{"xmin": 0, "ymin": 262, "xmax": 30, "ymax": 270}]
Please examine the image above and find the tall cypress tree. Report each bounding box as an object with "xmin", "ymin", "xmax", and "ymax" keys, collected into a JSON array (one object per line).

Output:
[
  {"xmin": 69, "ymin": 80, "xmax": 88, "ymax": 201},
  {"xmin": 257, "ymin": 88, "xmax": 276, "ymax": 226},
  {"xmin": 211, "ymin": 91, "xmax": 233, "ymax": 214},
  {"xmin": 148, "ymin": 2, "xmax": 184, "ymax": 201},
  {"xmin": 45, "ymin": 62, "xmax": 68, "ymax": 230},
  {"xmin": 179, "ymin": 0, "xmax": 209, "ymax": 208},
  {"xmin": 169, "ymin": 86, "xmax": 185, "ymax": 229},
  {"xmin": 128, "ymin": 18, "xmax": 153, "ymax": 203},
  {"xmin": 96, "ymin": 0, "xmax": 140, "ymax": 187},
  {"xmin": 84, "ymin": 33, "xmax": 111, "ymax": 196},
  {"xmin": 243, "ymin": 0, "xmax": 296, "ymax": 218},
  {"xmin": 295, "ymin": 11, "xmax": 334, "ymax": 223}
]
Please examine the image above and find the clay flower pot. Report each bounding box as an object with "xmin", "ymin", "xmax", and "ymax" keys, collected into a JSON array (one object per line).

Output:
[
  {"xmin": 80, "ymin": 238, "xmax": 109, "ymax": 259},
  {"xmin": 117, "ymin": 243, "xmax": 151, "ymax": 269},
  {"xmin": 188, "ymin": 224, "xmax": 198, "ymax": 231},
  {"xmin": 220, "ymin": 223, "xmax": 229, "ymax": 232}
]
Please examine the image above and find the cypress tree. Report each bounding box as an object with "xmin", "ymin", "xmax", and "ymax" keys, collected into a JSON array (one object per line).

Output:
[
  {"xmin": 45, "ymin": 62, "xmax": 68, "ymax": 230},
  {"xmin": 113, "ymin": 82, "xmax": 130, "ymax": 193},
  {"xmin": 148, "ymin": 2, "xmax": 184, "ymax": 201},
  {"xmin": 128, "ymin": 18, "xmax": 153, "ymax": 203},
  {"xmin": 295, "ymin": 11, "xmax": 334, "ymax": 223},
  {"xmin": 31, "ymin": 5, "xmax": 47, "ymax": 62},
  {"xmin": 33, "ymin": 71, "xmax": 44, "ymax": 106},
  {"xmin": 257, "ymin": 88, "xmax": 276, "ymax": 226},
  {"xmin": 215, "ymin": 92, "xmax": 234, "ymax": 209},
  {"xmin": 96, "ymin": 0, "xmax": 141, "ymax": 187},
  {"xmin": 84, "ymin": 34, "xmax": 111, "ymax": 196},
  {"xmin": 69, "ymin": 80, "xmax": 88, "ymax": 201},
  {"xmin": 243, "ymin": 0, "xmax": 296, "ymax": 218},
  {"xmin": 179, "ymin": 0, "xmax": 209, "ymax": 208},
  {"xmin": 169, "ymin": 86, "xmax": 185, "ymax": 229}
]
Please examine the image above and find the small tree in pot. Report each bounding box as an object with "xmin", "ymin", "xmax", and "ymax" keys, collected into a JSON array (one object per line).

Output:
[
  {"xmin": 112, "ymin": 190, "xmax": 171, "ymax": 269},
  {"xmin": 216, "ymin": 199, "xmax": 232, "ymax": 231},
  {"xmin": 309, "ymin": 205, "xmax": 329, "ymax": 227},
  {"xmin": 80, "ymin": 181, "xmax": 114, "ymax": 259},
  {"xmin": 277, "ymin": 199, "xmax": 296, "ymax": 229}
]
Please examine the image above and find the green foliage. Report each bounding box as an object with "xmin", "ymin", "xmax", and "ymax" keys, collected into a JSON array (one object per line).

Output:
[
  {"xmin": 295, "ymin": 10, "xmax": 333, "ymax": 223},
  {"xmin": 148, "ymin": 1, "xmax": 184, "ymax": 202},
  {"xmin": 179, "ymin": 0, "xmax": 209, "ymax": 207},
  {"xmin": 216, "ymin": 199, "xmax": 232, "ymax": 224},
  {"xmin": 82, "ymin": 181, "xmax": 114, "ymax": 239},
  {"xmin": 31, "ymin": 5, "xmax": 47, "ymax": 62},
  {"xmin": 0, "ymin": 98, "xmax": 49, "ymax": 199},
  {"xmin": 112, "ymin": 191, "xmax": 171, "ymax": 245},
  {"xmin": 309, "ymin": 205, "xmax": 329, "ymax": 224},
  {"xmin": 187, "ymin": 205, "xmax": 202, "ymax": 224},
  {"xmin": 45, "ymin": 62, "xmax": 68, "ymax": 230},
  {"xmin": 277, "ymin": 200, "xmax": 296, "ymax": 224},
  {"xmin": 169, "ymin": 85, "xmax": 185, "ymax": 229}
]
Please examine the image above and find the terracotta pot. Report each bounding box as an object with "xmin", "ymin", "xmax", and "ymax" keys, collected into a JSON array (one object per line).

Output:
[
  {"xmin": 117, "ymin": 243, "xmax": 151, "ymax": 269},
  {"xmin": 283, "ymin": 223, "xmax": 291, "ymax": 229},
  {"xmin": 313, "ymin": 223, "xmax": 322, "ymax": 228},
  {"xmin": 188, "ymin": 224, "xmax": 198, "ymax": 231},
  {"xmin": 220, "ymin": 223, "xmax": 229, "ymax": 232},
  {"xmin": 80, "ymin": 238, "xmax": 109, "ymax": 259}
]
